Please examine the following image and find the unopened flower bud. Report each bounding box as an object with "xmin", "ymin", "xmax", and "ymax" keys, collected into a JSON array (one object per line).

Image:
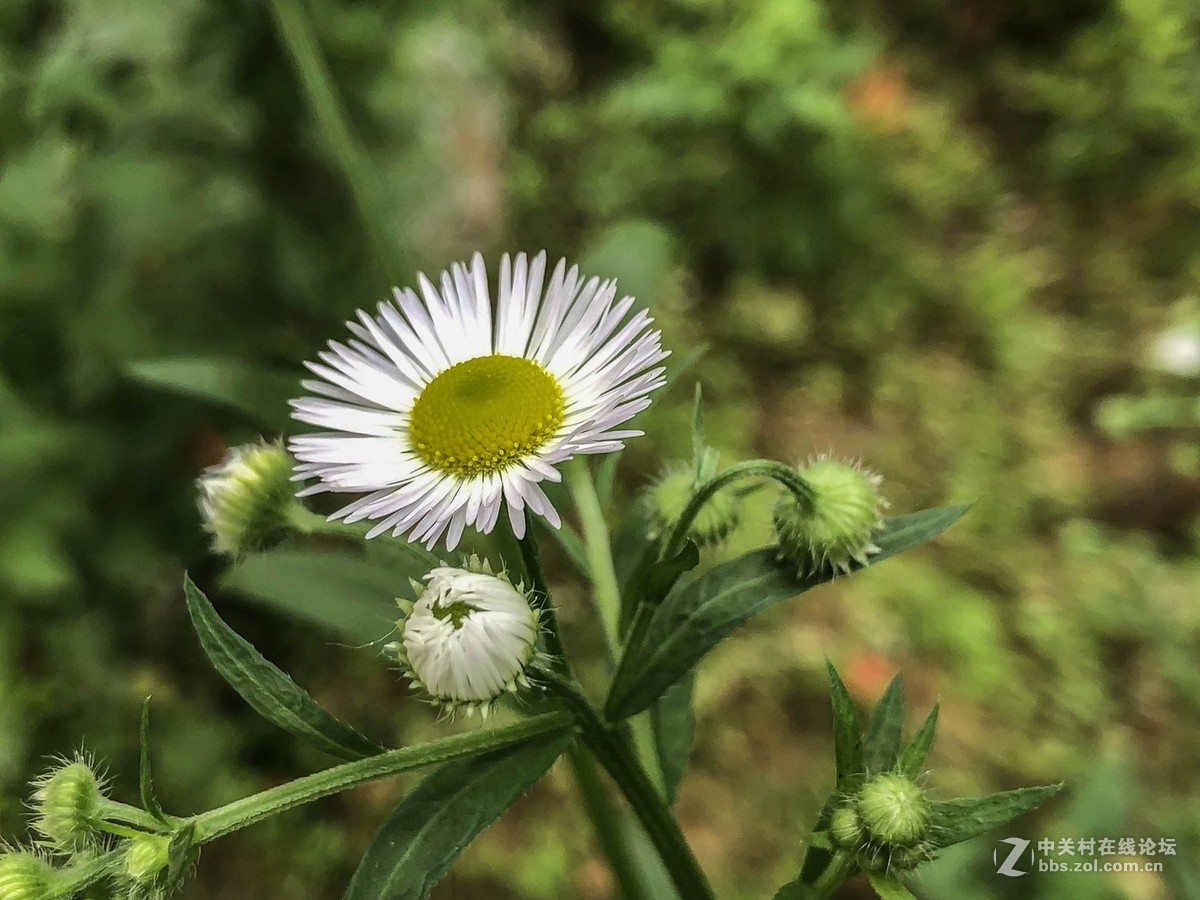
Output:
[
  {"xmin": 829, "ymin": 804, "xmax": 864, "ymax": 849},
  {"xmin": 399, "ymin": 557, "xmax": 540, "ymax": 717},
  {"xmin": 31, "ymin": 758, "xmax": 106, "ymax": 852},
  {"xmin": 197, "ymin": 440, "xmax": 297, "ymax": 556},
  {"xmin": 857, "ymin": 773, "xmax": 930, "ymax": 848},
  {"xmin": 772, "ymin": 456, "xmax": 886, "ymax": 577},
  {"xmin": 645, "ymin": 464, "xmax": 740, "ymax": 548},
  {"xmin": 125, "ymin": 833, "xmax": 171, "ymax": 884},
  {"xmin": 0, "ymin": 851, "xmax": 58, "ymax": 900}
]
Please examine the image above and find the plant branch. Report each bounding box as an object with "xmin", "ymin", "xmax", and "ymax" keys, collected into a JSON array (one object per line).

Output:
[{"xmin": 190, "ymin": 713, "xmax": 572, "ymax": 843}]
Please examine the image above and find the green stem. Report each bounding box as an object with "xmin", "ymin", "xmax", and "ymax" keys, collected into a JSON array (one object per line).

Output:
[
  {"xmin": 547, "ymin": 674, "xmax": 715, "ymax": 900},
  {"xmin": 568, "ymin": 748, "xmax": 652, "ymax": 900},
  {"xmin": 566, "ymin": 458, "xmax": 624, "ymax": 651},
  {"xmin": 811, "ymin": 851, "xmax": 856, "ymax": 899},
  {"xmin": 265, "ymin": 0, "xmax": 398, "ymax": 285},
  {"xmin": 516, "ymin": 531, "xmax": 569, "ymax": 668},
  {"xmin": 190, "ymin": 713, "xmax": 572, "ymax": 843},
  {"xmin": 661, "ymin": 459, "xmax": 815, "ymax": 559}
]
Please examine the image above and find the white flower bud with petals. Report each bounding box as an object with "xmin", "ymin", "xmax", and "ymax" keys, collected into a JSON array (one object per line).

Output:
[{"xmin": 399, "ymin": 559, "xmax": 540, "ymax": 717}]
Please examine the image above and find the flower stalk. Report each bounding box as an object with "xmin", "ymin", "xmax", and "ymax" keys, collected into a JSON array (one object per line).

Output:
[{"xmin": 190, "ymin": 713, "xmax": 572, "ymax": 843}]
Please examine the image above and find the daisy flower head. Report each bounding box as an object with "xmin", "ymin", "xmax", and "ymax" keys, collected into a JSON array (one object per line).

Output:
[{"xmin": 289, "ymin": 252, "xmax": 669, "ymax": 549}]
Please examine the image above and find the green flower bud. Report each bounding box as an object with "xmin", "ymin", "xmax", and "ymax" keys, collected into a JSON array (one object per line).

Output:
[
  {"xmin": 31, "ymin": 759, "xmax": 106, "ymax": 852},
  {"xmin": 857, "ymin": 773, "xmax": 931, "ymax": 848},
  {"xmin": 0, "ymin": 850, "xmax": 58, "ymax": 900},
  {"xmin": 772, "ymin": 456, "xmax": 886, "ymax": 577},
  {"xmin": 646, "ymin": 464, "xmax": 740, "ymax": 548},
  {"xmin": 197, "ymin": 441, "xmax": 297, "ymax": 556},
  {"xmin": 125, "ymin": 833, "xmax": 171, "ymax": 884},
  {"xmin": 829, "ymin": 804, "xmax": 864, "ymax": 849},
  {"xmin": 886, "ymin": 844, "xmax": 931, "ymax": 872}
]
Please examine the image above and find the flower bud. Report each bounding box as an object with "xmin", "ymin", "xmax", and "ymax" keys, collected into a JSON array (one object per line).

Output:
[
  {"xmin": 645, "ymin": 464, "xmax": 740, "ymax": 548},
  {"xmin": 197, "ymin": 440, "xmax": 297, "ymax": 557},
  {"xmin": 124, "ymin": 833, "xmax": 171, "ymax": 884},
  {"xmin": 772, "ymin": 456, "xmax": 886, "ymax": 577},
  {"xmin": 399, "ymin": 557, "xmax": 540, "ymax": 717},
  {"xmin": 856, "ymin": 773, "xmax": 931, "ymax": 848},
  {"xmin": 0, "ymin": 850, "xmax": 58, "ymax": 900},
  {"xmin": 31, "ymin": 758, "xmax": 106, "ymax": 852},
  {"xmin": 829, "ymin": 804, "xmax": 864, "ymax": 849}
]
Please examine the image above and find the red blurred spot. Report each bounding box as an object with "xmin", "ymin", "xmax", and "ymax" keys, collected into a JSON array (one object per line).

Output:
[{"xmin": 844, "ymin": 651, "xmax": 896, "ymax": 703}]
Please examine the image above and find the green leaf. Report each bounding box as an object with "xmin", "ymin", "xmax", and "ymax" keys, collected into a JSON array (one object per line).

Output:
[
  {"xmin": 183, "ymin": 574, "xmax": 384, "ymax": 761},
  {"xmin": 773, "ymin": 877, "xmax": 819, "ymax": 900},
  {"xmin": 126, "ymin": 356, "xmax": 298, "ymax": 432},
  {"xmin": 827, "ymin": 661, "xmax": 864, "ymax": 790},
  {"xmin": 606, "ymin": 541, "xmax": 700, "ymax": 718},
  {"xmin": 927, "ymin": 784, "xmax": 1064, "ymax": 850},
  {"xmin": 605, "ymin": 505, "xmax": 969, "ymax": 718},
  {"xmin": 868, "ymin": 872, "xmax": 917, "ymax": 900},
  {"xmin": 651, "ymin": 670, "xmax": 696, "ymax": 805},
  {"xmin": 344, "ymin": 734, "xmax": 571, "ymax": 900},
  {"xmin": 166, "ymin": 822, "xmax": 199, "ymax": 893},
  {"xmin": 138, "ymin": 698, "xmax": 168, "ymax": 823},
  {"xmin": 863, "ymin": 674, "xmax": 904, "ymax": 774},
  {"xmin": 805, "ymin": 831, "xmax": 833, "ymax": 850},
  {"xmin": 898, "ymin": 703, "xmax": 939, "ymax": 779},
  {"xmin": 796, "ymin": 801, "xmax": 836, "ymax": 885},
  {"xmin": 221, "ymin": 548, "xmax": 410, "ymax": 643}
]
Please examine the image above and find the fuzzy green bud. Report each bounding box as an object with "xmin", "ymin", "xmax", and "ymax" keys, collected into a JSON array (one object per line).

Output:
[
  {"xmin": 197, "ymin": 441, "xmax": 297, "ymax": 556},
  {"xmin": 125, "ymin": 833, "xmax": 171, "ymax": 884},
  {"xmin": 772, "ymin": 455, "xmax": 886, "ymax": 577},
  {"xmin": 857, "ymin": 773, "xmax": 931, "ymax": 848},
  {"xmin": 0, "ymin": 851, "xmax": 58, "ymax": 900},
  {"xmin": 646, "ymin": 464, "xmax": 740, "ymax": 548},
  {"xmin": 31, "ymin": 759, "xmax": 106, "ymax": 852},
  {"xmin": 829, "ymin": 804, "xmax": 864, "ymax": 849}
]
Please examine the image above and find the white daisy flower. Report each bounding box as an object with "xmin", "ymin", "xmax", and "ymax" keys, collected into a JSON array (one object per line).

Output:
[
  {"xmin": 398, "ymin": 561, "xmax": 541, "ymax": 717},
  {"xmin": 289, "ymin": 251, "xmax": 668, "ymax": 549}
]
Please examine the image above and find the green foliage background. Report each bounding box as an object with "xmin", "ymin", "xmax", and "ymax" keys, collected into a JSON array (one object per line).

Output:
[{"xmin": 3, "ymin": 0, "xmax": 1199, "ymax": 897}]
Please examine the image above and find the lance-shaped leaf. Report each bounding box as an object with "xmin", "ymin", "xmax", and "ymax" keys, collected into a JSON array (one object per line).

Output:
[
  {"xmin": 183, "ymin": 574, "xmax": 383, "ymax": 761},
  {"xmin": 126, "ymin": 356, "xmax": 298, "ymax": 432},
  {"xmin": 606, "ymin": 541, "xmax": 700, "ymax": 717},
  {"xmin": 863, "ymin": 674, "xmax": 904, "ymax": 775},
  {"xmin": 606, "ymin": 505, "xmax": 969, "ymax": 719},
  {"xmin": 344, "ymin": 733, "xmax": 571, "ymax": 900},
  {"xmin": 868, "ymin": 873, "xmax": 917, "ymax": 900},
  {"xmin": 139, "ymin": 698, "xmax": 168, "ymax": 823},
  {"xmin": 927, "ymin": 784, "xmax": 1064, "ymax": 849},
  {"xmin": 898, "ymin": 703, "xmax": 939, "ymax": 779},
  {"xmin": 652, "ymin": 670, "xmax": 697, "ymax": 805},
  {"xmin": 827, "ymin": 661, "xmax": 865, "ymax": 790},
  {"xmin": 220, "ymin": 547, "xmax": 410, "ymax": 644}
]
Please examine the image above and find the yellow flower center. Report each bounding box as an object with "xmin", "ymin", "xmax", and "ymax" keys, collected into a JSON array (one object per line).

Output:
[{"xmin": 409, "ymin": 355, "xmax": 565, "ymax": 478}]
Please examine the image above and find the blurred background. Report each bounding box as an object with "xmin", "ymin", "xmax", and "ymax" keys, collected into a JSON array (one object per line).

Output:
[{"xmin": 3, "ymin": 0, "xmax": 1200, "ymax": 897}]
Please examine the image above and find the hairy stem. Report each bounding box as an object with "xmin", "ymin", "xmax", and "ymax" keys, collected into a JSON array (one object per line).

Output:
[
  {"xmin": 661, "ymin": 459, "xmax": 814, "ymax": 559},
  {"xmin": 516, "ymin": 531, "xmax": 569, "ymax": 668},
  {"xmin": 547, "ymin": 674, "xmax": 715, "ymax": 900},
  {"xmin": 190, "ymin": 713, "xmax": 572, "ymax": 843},
  {"xmin": 568, "ymin": 749, "xmax": 654, "ymax": 900}
]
